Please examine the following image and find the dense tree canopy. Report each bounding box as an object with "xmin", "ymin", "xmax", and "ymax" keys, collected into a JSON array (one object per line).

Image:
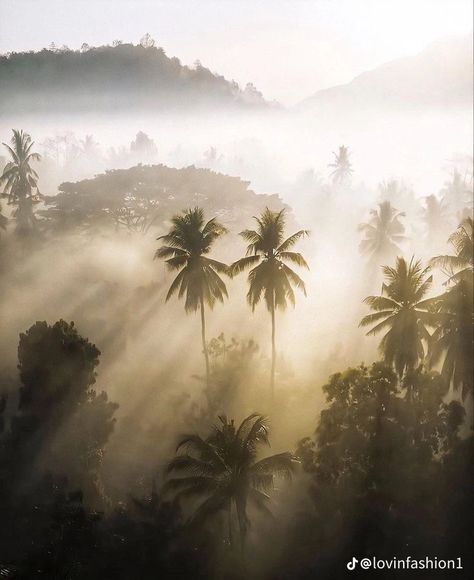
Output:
[
  {"xmin": 0, "ymin": 43, "xmax": 269, "ymax": 113},
  {"xmin": 42, "ymin": 164, "xmax": 290, "ymax": 233}
]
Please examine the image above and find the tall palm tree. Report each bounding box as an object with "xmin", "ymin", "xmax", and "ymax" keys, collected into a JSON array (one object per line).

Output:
[
  {"xmin": 429, "ymin": 218, "xmax": 473, "ymax": 399},
  {"xmin": 164, "ymin": 413, "xmax": 296, "ymax": 551},
  {"xmin": 358, "ymin": 201, "xmax": 406, "ymax": 263},
  {"xmin": 0, "ymin": 129, "xmax": 41, "ymax": 233},
  {"xmin": 328, "ymin": 145, "xmax": 353, "ymax": 186},
  {"xmin": 359, "ymin": 257, "xmax": 435, "ymax": 383},
  {"xmin": 155, "ymin": 208, "xmax": 229, "ymax": 386},
  {"xmin": 229, "ymin": 208, "xmax": 309, "ymax": 398}
]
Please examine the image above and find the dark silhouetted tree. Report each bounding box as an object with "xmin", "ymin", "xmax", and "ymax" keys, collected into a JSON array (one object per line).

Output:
[
  {"xmin": 429, "ymin": 218, "xmax": 473, "ymax": 399},
  {"xmin": 359, "ymin": 257, "xmax": 435, "ymax": 386},
  {"xmin": 164, "ymin": 413, "xmax": 296, "ymax": 551},
  {"xmin": 155, "ymin": 208, "xmax": 229, "ymax": 386},
  {"xmin": 0, "ymin": 129, "xmax": 41, "ymax": 233},
  {"xmin": 12, "ymin": 319, "xmax": 117, "ymax": 500},
  {"xmin": 230, "ymin": 208, "xmax": 308, "ymax": 398}
]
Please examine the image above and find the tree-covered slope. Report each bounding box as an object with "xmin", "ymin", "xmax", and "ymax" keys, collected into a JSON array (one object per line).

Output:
[{"xmin": 0, "ymin": 42, "xmax": 269, "ymax": 114}]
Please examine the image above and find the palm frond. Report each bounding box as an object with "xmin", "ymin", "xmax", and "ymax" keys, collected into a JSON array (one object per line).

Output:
[{"xmin": 277, "ymin": 230, "xmax": 309, "ymax": 253}]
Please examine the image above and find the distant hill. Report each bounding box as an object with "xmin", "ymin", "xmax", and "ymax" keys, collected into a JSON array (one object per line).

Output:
[
  {"xmin": 42, "ymin": 164, "xmax": 291, "ymax": 233},
  {"xmin": 298, "ymin": 34, "xmax": 473, "ymax": 112},
  {"xmin": 0, "ymin": 42, "xmax": 270, "ymax": 114}
]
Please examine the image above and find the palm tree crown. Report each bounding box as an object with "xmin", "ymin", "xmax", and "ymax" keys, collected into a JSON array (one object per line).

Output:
[
  {"xmin": 155, "ymin": 207, "xmax": 229, "ymax": 385},
  {"xmin": 360, "ymin": 257, "xmax": 435, "ymax": 378},
  {"xmin": 430, "ymin": 217, "xmax": 473, "ymax": 285},
  {"xmin": 0, "ymin": 129, "xmax": 41, "ymax": 232},
  {"xmin": 358, "ymin": 200, "xmax": 406, "ymax": 262},
  {"xmin": 429, "ymin": 218, "xmax": 473, "ymax": 399},
  {"xmin": 164, "ymin": 413, "xmax": 296, "ymax": 549},
  {"xmin": 328, "ymin": 145, "xmax": 353, "ymax": 185},
  {"xmin": 230, "ymin": 208, "xmax": 309, "ymax": 396},
  {"xmin": 155, "ymin": 207, "xmax": 229, "ymax": 311},
  {"xmin": 230, "ymin": 208, "xmax": 309, "ymax": 312}
]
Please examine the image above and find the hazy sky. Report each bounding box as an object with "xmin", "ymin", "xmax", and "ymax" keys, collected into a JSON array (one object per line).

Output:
[{"xmin": 0, "ymin": 0, "xmax": 472, "ymax": 104}]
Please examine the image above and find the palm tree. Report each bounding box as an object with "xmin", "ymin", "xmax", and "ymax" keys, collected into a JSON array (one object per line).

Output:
[
  {"xmin": 430, "ymin": 217, "xmax": 473, "ymax": 285},
  {"xmin": 164, "ymin": 413, "xmax": 296, "ymax": 551},
  {"xmin": 0, "ymin": 129, "xmax": 41, "ymax": 233},
  {"xmin": 358, "ymin": 201, "xmax": 406, "ymax": 263},
  {"xmin": 441, "ymin": 169, "xmax": 470, "ymax": 214},
  {"xmin": 359, "ymin": 257, "xmax": 435, "ymax": 383},
  {"xmin": 229, "ymin": 208, "xmax": 309, "ymax": 398},
  {"xmin": 328, "ymin": 145, "xmax": 353, "ymax": 186},
  {"xmin": 429, "ymin": 218, "xmax": 473, "ymax": 399},
  {"xmin": 421, "ymin": 194, "xmax": 449, "ymax": 249},
  {"xmin": 155, "ymin": 208, "xmax": 229, "ymax": 386}
]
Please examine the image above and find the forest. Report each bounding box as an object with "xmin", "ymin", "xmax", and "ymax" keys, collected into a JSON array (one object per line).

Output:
[
  {"xmin": 0, "ymin": 39, "xmax": 268, "ymax": 114},
  {"xmin": 0, "ymin": 1, "xmax": 473, "ymax": 575},
  {"xmin": 0, "ymin": 123, "xmax": 472, "ymax": 579}
]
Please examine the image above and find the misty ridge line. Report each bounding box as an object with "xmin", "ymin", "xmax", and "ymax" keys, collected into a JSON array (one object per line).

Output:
[
  {"xmin": 0, "ymin": 7, "xmax": 472, "ymax": 572},
  {"xmin": 0, "ymin": 32, "xmax": 472, "ymax": 117},
  {"xmin": 0, "ymin": 35, "xmax": 276, "ymax": 114}
]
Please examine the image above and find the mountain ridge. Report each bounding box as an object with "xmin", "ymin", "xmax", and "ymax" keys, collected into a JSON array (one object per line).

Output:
[
  {"xmin": 298, "ymin": 34, "xmax": 473, "ymax": 112},
  {"xmin": 0, "ymin": 42, "xmax": 272, "ymax": 114}
]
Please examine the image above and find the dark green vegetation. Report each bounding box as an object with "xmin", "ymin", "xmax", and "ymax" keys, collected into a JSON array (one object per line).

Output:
[
  {"xmin": 230, "ymin": 209, "xmax": 309, "ymax": 398},
  {"xmin": 156, "ymin": 208, "xmax": 230, "ymax": 387},
  {"xmin": 0, "ymin": 40, "xmax": 268, "ymax": 114},
  {"xmin": 0, "ymin": 130, "xmax": 472, "ymax": 579},
  {"xmin": 165, "ymin": 414, "xmax": 296, "ymax": 552},
  {"xmin": 40, "ymin": 162, "xmax": 290, "ymax": 234},
  {"xmin": 0, "ymin": 130, "xmax": 41, "ymax": 234}
]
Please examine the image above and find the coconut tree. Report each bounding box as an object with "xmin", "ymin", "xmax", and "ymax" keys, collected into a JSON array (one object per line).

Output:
[
  {"xmin": 429, "ymin": 218, "xmax": 473, "ymax": 399},
  {"xmin": 359, "ymin": 257, "xmax": 436, "ymax": 386},
  {"xmin": 0, "ymin": 129, "xmax": 41, "ymax": 233},
  {"xmin": 430, "ymin": 217, "xmax": 473, "ymax": 285},
  {"xmin": 328, "ymin": 145, "xmax": 353, "ymax": 186},
  {"xmin": 164, "ymin": 413, "xmax": 296, "ymax": 551},
  {"xmin": 358, "ymin": 201, "xmax": 406, "ymax": 263},
  {"xmin": 421, "ymin": 194, "xmax": 449, "ymax": 250},
  {"xmin": 441, "ymin": 169, "xmax": 471, "ymax": 215},
  {"xmin": 155, "ymin": 208, "xmax": 229, "ymax": 386},
  {"xmin": 229, "ymin": 208, "xmax": 309, "ymax": 398}
]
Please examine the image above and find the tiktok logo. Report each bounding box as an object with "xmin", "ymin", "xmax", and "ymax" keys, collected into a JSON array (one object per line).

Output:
[{"xmin": 347, "ymin": 557, "xmax": 358, "ymax": 571}]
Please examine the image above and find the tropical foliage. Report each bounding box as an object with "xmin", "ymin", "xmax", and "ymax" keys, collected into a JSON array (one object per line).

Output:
[
  {"xmin": 230, "ymin": 208, "xmax": 309, "ymax": 396},
  {"xmin": 164, "ymin": 413, "xmax": 296, "ymax": 550},
  {"xmin": 155, "ymin": 208, "xmax": 229, "ymax": 385},
  {"xmin": 359, "ymin": 257, "xmax": 435, "ymax": 380},
  {"xmin": 429, "ymin": 218, "xmax": 473, "ymax": 399},
  {"xmin": 0, "ymin": 129, "xmax": 41, "ymax": 232},
  {"xmin": 359, "ymin": 200, "xmax": 406, "ymax": 262}
]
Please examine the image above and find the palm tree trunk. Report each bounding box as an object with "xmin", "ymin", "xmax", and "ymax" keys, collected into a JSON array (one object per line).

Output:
[
  {"xmin": 270, "ymin": 292, "xmax": 276, "ymax": 401},
  {"xmin": 200, "ymin": 295, "xmax": 210, "ymax": 387},
  {"xmin": 228, "ymin": 501, "xmax": 233, "ymax": 547}
]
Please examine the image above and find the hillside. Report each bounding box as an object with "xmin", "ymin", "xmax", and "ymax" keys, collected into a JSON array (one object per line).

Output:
[
  {"xmin": 0, "ymin": 42, "xmax": 269, "ymax": 114},
  {"xmin": 299, "ymin": 34, "xmax": 473, "ymax": 112}
]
